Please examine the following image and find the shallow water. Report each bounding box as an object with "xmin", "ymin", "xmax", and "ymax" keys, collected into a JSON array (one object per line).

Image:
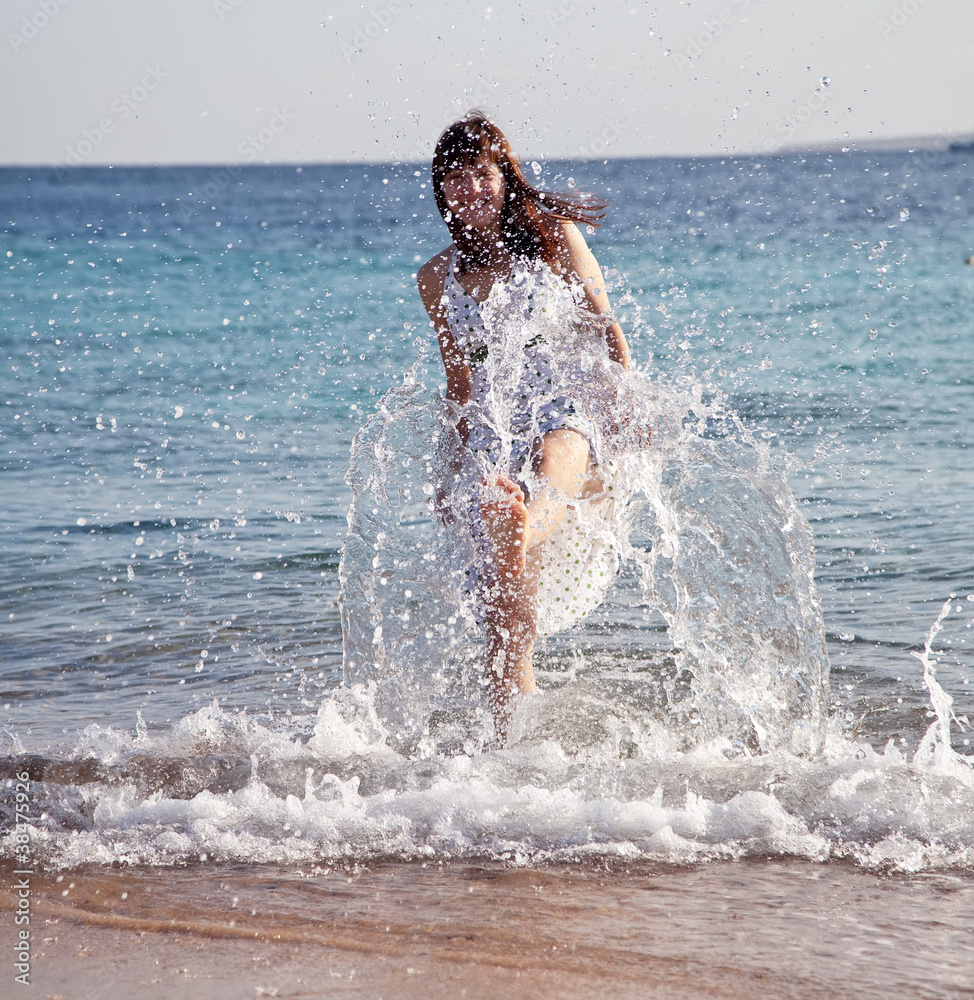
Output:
[
  {"xmin": 0, "ymin": 154, "xmax": 972, "ymax": 879},
  {"xmin": 3, "ymin": 859, "xmax": 971, "ymax": 1000}
]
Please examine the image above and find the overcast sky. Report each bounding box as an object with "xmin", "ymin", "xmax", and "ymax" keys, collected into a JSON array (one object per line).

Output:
[{"xmin": 3, "ymin": 0, "xmax": 972, "ymax": 167}]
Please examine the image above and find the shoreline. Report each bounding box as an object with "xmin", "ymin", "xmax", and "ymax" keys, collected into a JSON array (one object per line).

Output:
[{"xmin": 2, "ymin": 857, "xmax": 971, "ymax": 999}]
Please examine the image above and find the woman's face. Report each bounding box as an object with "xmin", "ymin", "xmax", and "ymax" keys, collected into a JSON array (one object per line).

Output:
[{"xmin": 441, "ymin": 156, "xmax": 505, "ymax": 231}]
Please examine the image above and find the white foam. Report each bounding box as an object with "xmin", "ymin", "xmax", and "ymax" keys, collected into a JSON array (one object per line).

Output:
[{"xmin": 6, "ymin": 690, "xmax": 972, "ymax": 872}]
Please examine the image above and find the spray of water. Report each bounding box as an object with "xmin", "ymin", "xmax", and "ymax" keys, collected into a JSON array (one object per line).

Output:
[
  {"xmin": 913, "ymin": 597, "xmax": 971, "ymax": 776},
  {"xmin": 339, "ymin": 261, "xmax": 830, "ymax": 755}
]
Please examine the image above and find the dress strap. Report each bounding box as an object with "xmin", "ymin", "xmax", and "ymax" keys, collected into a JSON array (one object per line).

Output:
[
  {"xmin": 444, "ymin": 246, "xmax": 461, "ymax": 296},
  {"xmin": 444, "ymin": 246, "xmax": 478, "ymax": 309}
]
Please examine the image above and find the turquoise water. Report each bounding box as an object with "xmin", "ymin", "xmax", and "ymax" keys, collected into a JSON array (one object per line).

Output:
[{"xmin": 0, "ymin": 154, "xmax": 972, "ymax": 871}]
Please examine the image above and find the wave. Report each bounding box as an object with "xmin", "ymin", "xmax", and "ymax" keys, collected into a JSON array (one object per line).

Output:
[{"xmin": 1, "ymin": 681, "xmax": 971, "ymax": 871}]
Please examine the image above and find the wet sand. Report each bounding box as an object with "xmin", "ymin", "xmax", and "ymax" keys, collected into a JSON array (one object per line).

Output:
[{"xmin": 2, "ymin": 858, "xmax": 971, "ymax": 999}]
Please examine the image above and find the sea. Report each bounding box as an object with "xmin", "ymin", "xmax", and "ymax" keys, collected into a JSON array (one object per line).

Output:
[{"xmin": 1, "ymin": 150, "xmax": 972, "ymax": 894}]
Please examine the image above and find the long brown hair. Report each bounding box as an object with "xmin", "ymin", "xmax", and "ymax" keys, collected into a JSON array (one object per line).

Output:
[{"xmin": 431, "ymin": 111, "xmax": 607, "ymax": 270}]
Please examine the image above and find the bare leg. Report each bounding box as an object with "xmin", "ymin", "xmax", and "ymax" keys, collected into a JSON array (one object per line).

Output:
[
  {"xmin": 482, "ymin": 557, "xmax": 540, "ymax": 741},
  {"xmin": 481, "ymin": 429, "xmax": 593, "ymax": 581},
  {"xmin": 480, "ymin": 429, "xmax": 593, "ymax": 741},
  {"xmin": 481, "ymin": 477, "xmax": 529, "ymax": 577}
]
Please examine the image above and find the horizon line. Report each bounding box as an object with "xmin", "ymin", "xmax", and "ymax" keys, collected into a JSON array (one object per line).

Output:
[{"xmin": 2, "ymin": 130, "xmax": 972, "ymax": 173}]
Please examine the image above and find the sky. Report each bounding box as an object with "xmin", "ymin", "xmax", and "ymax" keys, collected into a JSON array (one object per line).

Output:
[{"xmin": 2, "ymin": 0, "xmax": 972, "ymax": 167}]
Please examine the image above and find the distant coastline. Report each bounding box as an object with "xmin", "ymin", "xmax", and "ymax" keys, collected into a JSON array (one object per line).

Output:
[{"xmin": 779, "ymin": 131, "xmax": 974, "ymax": 155}]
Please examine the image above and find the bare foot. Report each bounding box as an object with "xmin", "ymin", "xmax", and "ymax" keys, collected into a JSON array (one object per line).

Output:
[{"xmin": 481, "ymin": 476, "xmax": 528, "ymax": 577}]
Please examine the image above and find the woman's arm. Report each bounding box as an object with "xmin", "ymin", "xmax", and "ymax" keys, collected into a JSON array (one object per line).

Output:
[
  {"xmin": 417, "ymin": 250, "xmax": 473, "ymax": 440},
  {"xmin": 547, "ymin": 221, "xmax": 631, "ymax": 369}
]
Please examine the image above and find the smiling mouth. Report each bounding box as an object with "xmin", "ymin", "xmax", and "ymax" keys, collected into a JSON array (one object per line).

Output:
[{"xmin": 447, "ymin": 195, "xmax": 499, "ymax": 222}]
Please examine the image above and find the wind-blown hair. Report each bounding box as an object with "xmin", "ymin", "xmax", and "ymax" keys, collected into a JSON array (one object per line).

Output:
[{"xmin": 431, "ymin": 111, "xmax": 607, "ymax": 269}]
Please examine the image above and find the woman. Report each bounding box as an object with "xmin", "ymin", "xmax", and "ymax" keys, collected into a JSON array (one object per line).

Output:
[{"xmin": 417, "ymin": 112, "xmax": 633, "ymax": 741}]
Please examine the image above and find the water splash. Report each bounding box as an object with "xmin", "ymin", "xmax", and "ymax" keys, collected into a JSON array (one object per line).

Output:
[
  {"xmin": 339, "ymin": 273, "xmax": 830, "ymax": 755},
  {"xmin": 4, "ymin": 679, "xmax": 972, "ymax": 871},
  {"xmin": 0, "ymin": 601, "xmax": 968, "ymax": 874},
  {"xmin": 913, "ymin": 597, "xmax": 972, "ymax": 775}
]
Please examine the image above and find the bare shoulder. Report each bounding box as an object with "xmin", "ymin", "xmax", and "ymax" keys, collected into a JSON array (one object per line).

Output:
[
  {"xmin": 417, "ymin": 246, "xmax": 453, "ymax": 292},
  {"xmin": 539, "ymin": 218, "xmax": 603, "ymax": 284},
  {"xmin": 548, "ymin": 218, "xmax": 595, "ymax": 260},
  {"xmin": 416, "ymin": 246, "xmax": 455, "ymax": 322}
]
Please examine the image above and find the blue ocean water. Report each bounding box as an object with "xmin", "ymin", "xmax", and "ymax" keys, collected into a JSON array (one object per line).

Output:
[{"xmin": 0, "ymin": 152, "xmax": 972, "ymax": 871}]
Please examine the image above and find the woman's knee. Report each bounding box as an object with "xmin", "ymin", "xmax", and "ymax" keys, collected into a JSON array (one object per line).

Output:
[
  {"xmin": 532, "ymin": 430, "xmax": 589, "ymax": 500},
  {"xmin": 539, "ymin": 427, "xmax": 589, "ymax": 462}
]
